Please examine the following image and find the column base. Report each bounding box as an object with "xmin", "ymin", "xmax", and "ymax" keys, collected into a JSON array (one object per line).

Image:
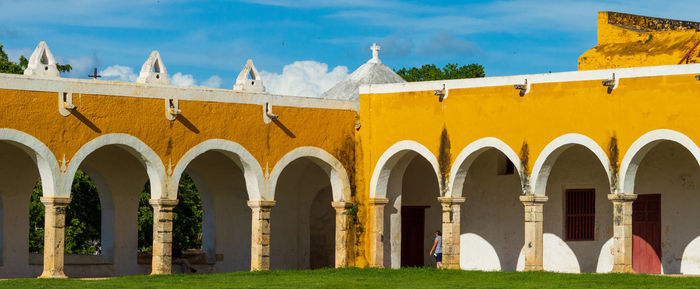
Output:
[
  {"xmin": 38, "ymin": 270, "xmax": 68, "ymax": 279},
  {"xmin": 523, "ymin": 265, "xmax": 544, "ymax": 272},
  {"xmin": 611, "ymin": 264, "xmax": 635, "ymax": 273}
]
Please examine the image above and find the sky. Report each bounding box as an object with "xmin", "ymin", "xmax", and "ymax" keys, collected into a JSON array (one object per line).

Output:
[{"xmin": 0, "ymin": 0, "xmax": 698, "ymax": 97}]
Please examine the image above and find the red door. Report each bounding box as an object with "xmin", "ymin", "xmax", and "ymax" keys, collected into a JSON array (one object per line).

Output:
[
  {"xmin": 401, "ymin": 206, "xmax": 427, "ymax": 267},
  {"xmin": 632, "ymin": 194, "xmax": 661, "ymax": 274}
]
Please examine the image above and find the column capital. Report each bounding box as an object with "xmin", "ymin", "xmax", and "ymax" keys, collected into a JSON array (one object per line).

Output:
[
  {"xmin": 520, "ymin": 194, "xmax": 548, "ymax": 204},
  {"xmin": 438, "ymin": 196, "xmax": 466, "ymax": 204},
  {"xmin": 369, "ymin": 197, "xmax": 389, "ymax": 205},
  {"xmin": 331, "ymin": 201, "xmax": 353, "ymax": 210},
  {"xmin": 40, "ymin": 196, "xmax": 71, "ymax": 206},
  {"xmin": 247, "ymin": 199, "xmax": 276, "ymax": 208},
  {"xmin": 149, "ymin": 198, "xmax": 178, "ymax": 207},
  {"xmin": 608, "ymin": 193, "xmax": 637, "ymax": 202}
]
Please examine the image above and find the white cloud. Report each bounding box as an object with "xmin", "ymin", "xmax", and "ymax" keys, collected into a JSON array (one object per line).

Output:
[
  {"xmin": 99, "ymin": 65, "xmax": 223, "ymax": 88},
  {"xmin": 260, "ymin": 61, "xmax": 349, "ymax": 98},
  {"xmin": 171, "ymin": 72, "xmax": 197, "ymax": 87},
  {"xmin": 100, "ymin": 65, "xmax": 138, "ymax": 82},
  {"xmin": 201, "ymin": 75, "xmax": 223, "ymax": 88}
]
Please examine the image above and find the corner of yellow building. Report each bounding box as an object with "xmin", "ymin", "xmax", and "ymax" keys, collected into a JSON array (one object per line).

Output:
[{"xmin": 579, "ymin": 11, "xmax": 700, "ymax": 70}]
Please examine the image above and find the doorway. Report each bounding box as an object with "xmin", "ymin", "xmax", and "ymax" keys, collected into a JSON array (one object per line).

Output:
[
  {"xmin": 401, "ymin": 206, "xmax": 428, "ymax": 267},
  {"xmin": 633, "ymin": 194, "xmax": 661, "ymax": 274}
]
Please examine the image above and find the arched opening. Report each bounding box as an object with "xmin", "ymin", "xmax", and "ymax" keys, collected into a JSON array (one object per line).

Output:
[
  {"xmin": 62, "ymin": 144, "xmax": 150, "ymax": 277},
  {"xmin": 458, "ymin": 148, "xmax": 523, "ymax": 271},
  {"xmin": 0, "ymin": 140, "xmax": 44, "ymax": 277},
  {"xmin": 170, "ymin": 150, "xmax": 252, "ymax": 273},
  {"xmin": 631, "ymin": 141, "xmax": 700, "ymax": 274},
  {"xmin": 538, "ymin": 145, "xmax": 612, "ymax": 273},
  {"xmin": 377, "ymin": 151, "xmax": 441, "ymax": 269},
  {"xmin": 271, "ymin": 158, "xmax": 335, "ymax": 270}
]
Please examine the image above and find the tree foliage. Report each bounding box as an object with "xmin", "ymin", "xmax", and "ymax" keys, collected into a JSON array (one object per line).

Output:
[
  {"xmin": 395, "ymin": 63, "xmax": 485, "ymax": 82},
  {"xmin": 29, "ymin": 171, "xmax": 203, "ymax": 254},
  {"xmin": 0, "ymin": 44, "xmax": 72, "ymax": 75},
  {"xmin": 137, "ymin": 174, "xmax": 203, "ymax": 252}
]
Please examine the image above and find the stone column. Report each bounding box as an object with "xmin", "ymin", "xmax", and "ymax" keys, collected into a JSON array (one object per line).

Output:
[
  {"xmin": 38, "ymin": 196, "xmax": 71, "ymax": 279},
  {"xmin": 520, "ymin": 195, "xmax": 548, "ymax": 271},
  {"xmin": 369, "ymin": 197, "xmax": 388, "ymax": 268},
  {"xmin": 608, "ymin": 193, "xmax": 637, "ymax": 273},
  {"xmin": 438, "ymin": 196, "xmax": 466, "ymax": 269},
  {"xmin": 149, "ymin": 198, "xmax": 178, "ymax": 275},
  {"xmin": 248, "ymin": 200, "xmax": 275, "ymax": 271},
  {"xmin": 332, "ymin": 201, "xmax": 353, "ymax": 268}
]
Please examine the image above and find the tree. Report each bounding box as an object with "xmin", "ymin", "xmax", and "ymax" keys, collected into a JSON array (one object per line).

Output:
[
  {"xmin": 395, "ymin": 63, "xmax": 485, "ymax": 82},
  {"xmin": 2, "ymin": 42, "xmax": 204, "ymax": 255},
  {"xmin": 0, "ymin": 44, "xmax": 72, "ymax": 75},
  {"xmin": 138, "ymin": 174, "xmax": 203, "ymax": 252}
]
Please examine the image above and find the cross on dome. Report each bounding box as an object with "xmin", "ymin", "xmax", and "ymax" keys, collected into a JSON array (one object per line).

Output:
[{"xmin": 370, "ymin": 43, "xmax": 381, "ymax": 64}]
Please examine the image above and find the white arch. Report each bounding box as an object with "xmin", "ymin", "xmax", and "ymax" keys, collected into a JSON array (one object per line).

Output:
[
  {"xmin": 448, "ymin": 137, "xmax": 522, "ymax": 198},
  {"xmin": 369, "ymin": 140, "xmax": 442, "ymax": 199},
  {"xmin": 63, "ymin": 134, "xmax": 168, "ymax": 199},
  {"xmin": 530, "ymin": 134, "xmax": 611, "ymax": 196},
  {"xmin": 269, "ymin": 146, "xmax": 351, "ymax": 202},
  {"xmin": 0, "ymin": 128, "xmax": 60, "ymax": 196},
  {"xmin": 172, "ymin": 139, "xmax": 265, "ymax": 200},
  {"xmin": 619, "ymin": 129, "xmax": 700, "ymax": 194}
]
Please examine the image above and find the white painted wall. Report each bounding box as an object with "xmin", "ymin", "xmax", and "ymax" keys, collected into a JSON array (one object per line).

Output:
[
  {"xmin": 271, "ymin": 158, "xmax": 334, "ymax": 270},
  {"xmin": 0, "ymin": 142, "xmax": 39, "ymax": 278},
  {"xmin": 540, "ymin": 146, "xmax": 613, "ymax": 273},
  {"xmin": 460, "ymin": 149, "xmax": 523, "ymax": 271},
  {"xmin": 634, "ymin": 141, "xmax": 700, "ymax": 274}
]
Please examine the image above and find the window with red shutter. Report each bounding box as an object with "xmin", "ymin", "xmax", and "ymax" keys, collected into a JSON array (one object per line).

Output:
[{"xmin": 565, "ymin": 189, "xmax": 595, "ymax": 241}]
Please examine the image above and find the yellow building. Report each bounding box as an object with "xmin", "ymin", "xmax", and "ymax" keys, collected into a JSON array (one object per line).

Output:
[{"xmin": 0, "ymin": 11, "xmax": 698, "ymax": 278}]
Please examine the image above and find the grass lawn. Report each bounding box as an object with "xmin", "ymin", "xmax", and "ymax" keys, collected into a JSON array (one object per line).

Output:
[{"xmin": 2, "ymin": 268, "xmax": 700, "ymax": 289}]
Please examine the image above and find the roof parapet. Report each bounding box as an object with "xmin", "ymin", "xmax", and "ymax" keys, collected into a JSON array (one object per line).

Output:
[
  {"xmin": 137, "ymin": 51, "xmax": 170, "ymax": 85},
  {"xmin": 23, "ymin": 41, "xmax": 60, "ymax": 78},
  {"xmin": 233, "ymin": 59, "xmax": 266, "ymax": 93}
]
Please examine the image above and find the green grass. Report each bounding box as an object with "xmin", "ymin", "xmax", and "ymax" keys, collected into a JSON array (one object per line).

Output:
[{"xmin": 2, "ymin": 268, "xmax": 700, "ymax": 289}]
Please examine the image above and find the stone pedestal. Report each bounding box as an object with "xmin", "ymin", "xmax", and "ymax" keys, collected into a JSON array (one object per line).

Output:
[
  {"xmin": 248, "ymin": 200, "xmax": 275, "ymax": 271},
  {"xmin": 608, "ymin": 193, "xmax": 637, "ymax": 273},
  {"xmin": 369, "ymin": 197, "xmax": 388, "ymax": 268},
  {"xmin": 38, "ymin": 196, "xmax": 71, "ymax": 279},
  {"xmin": 332, "ymin": 201, "xmax": 353, "ymax": 268},
  {"xmin": 149, "ymin": 198, "xmax": 178, "ymax": 275},
  {"xmin": 438, "ymin": 196, "xmax": 466, "ymax": 269},
  {"xmin": 520, "ymin": 195, "xmax": 548, "ymax": 271}
]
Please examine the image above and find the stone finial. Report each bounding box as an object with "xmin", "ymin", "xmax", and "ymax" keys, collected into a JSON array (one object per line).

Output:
[
  {"xmin": 136, "ymin": 51, "xmax": 170, "ymax": 84},
  {"xmin": 369, "ymin": 43, "xmax": 381, "ymax": 64},
  {"xmin": 24, "ymin": 41, "xmax": 60, "ymax": 77},
  {"xmin": 233, "ymin": 59, "xmax": 266, "ymax": 93}
]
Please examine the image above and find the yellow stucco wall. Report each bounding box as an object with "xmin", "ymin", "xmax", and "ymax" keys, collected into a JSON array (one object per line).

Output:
[
  {"xmin": 579, "ymin": 11, "xmax": 700, "ymax": 70},
  {"xmin": 0, "ymin": 88, "xmax": 358, "ymax": 186},
  {"xmin": 354, "ymin": 72, "xmax": 700, "ymax": 266}
]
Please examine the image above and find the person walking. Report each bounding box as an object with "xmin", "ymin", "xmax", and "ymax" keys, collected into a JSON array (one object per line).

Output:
[{"xmin": 429, "ymin": 230, "xmax": 442, "ymax": 269}]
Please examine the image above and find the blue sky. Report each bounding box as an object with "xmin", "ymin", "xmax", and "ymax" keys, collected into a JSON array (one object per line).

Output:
[{"xmin": 0, "ymin": 0, "xmax": 698, "ymax": 96}]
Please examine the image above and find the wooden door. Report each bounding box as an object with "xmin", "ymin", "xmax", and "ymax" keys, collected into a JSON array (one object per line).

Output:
[
  {"xmin": 632, "ymin": 194, "xmax": 661, "ymax": 274},
  {"xmin": 401, "ymin": 206, "xmax": 427, "ymax": 267}
]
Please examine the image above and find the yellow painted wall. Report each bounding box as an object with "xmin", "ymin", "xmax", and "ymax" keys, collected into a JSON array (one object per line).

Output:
[
  {"xmin": 354, "ymin": 73, "xmax": 700, "ymax": 266},
  {"xmin": 579, "ymin": 11, "xmax": 700, "ymax": 70},
  {"xmin": 0, "ymin": 88, "xmax": 357, "ymax": 184}
]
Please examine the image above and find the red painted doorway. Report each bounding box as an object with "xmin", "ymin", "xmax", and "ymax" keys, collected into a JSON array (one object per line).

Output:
[
  {"xmin": 401, "ymin": 206, "xmax": 428, "ymax": 267},
  {"xmin": 632, "ymin": 194, "xmax": 661, "ymax": 274}
]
